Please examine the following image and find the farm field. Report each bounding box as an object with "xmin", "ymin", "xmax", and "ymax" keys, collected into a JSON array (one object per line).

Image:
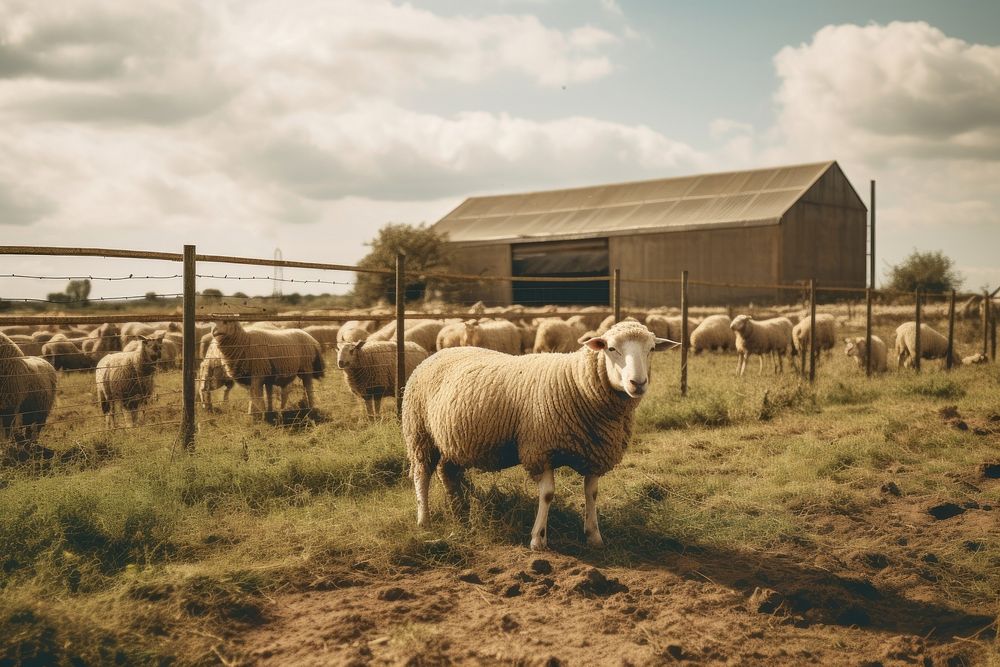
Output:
[{"xmin": 1, "ymin": 317, "xmax": 998, "ymax": 666}]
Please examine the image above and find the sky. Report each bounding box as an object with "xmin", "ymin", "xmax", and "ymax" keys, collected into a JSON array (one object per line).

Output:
[{"xmin": 1, "ymin": 0, "xmax": 999, "ymax": 301}]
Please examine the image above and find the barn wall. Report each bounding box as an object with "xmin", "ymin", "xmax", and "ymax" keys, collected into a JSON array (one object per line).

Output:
[
  {"xmin": 781, "ymin": 165, "xmax": 867, "ymax": 289},
  {"xmin": 447, "ymin": 243, "xmax": 512, "ymax": 305},
  {"xmin": 610, "ymin": 225, "xmax": 782, "ymax": 307}
]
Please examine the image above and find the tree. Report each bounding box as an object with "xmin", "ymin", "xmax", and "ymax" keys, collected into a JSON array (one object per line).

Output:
[
  {"xmin": 885, "ymin": 250, "xmax": 963, "ymax": 294},
  {"xmin": 201, "ymin": 288, "xmax": 224, "ymax": 302},
  {"xmin": 145, "ymin": 292, "xmax": 160, "ymax": 302},
  {"xmin": 353, "ymin": 223, "xmax": 453, "ymax": 305}
]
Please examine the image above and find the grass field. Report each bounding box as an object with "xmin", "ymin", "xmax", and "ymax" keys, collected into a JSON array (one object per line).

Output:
[{"xmin": 1, "ymin": 315, "xmax": 998, "ymax": 665}]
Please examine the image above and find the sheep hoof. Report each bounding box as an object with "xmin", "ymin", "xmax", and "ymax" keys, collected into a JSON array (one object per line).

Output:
[{"xmin": 529, "ymin": 537, "xmax": 548, "ymax": 551}]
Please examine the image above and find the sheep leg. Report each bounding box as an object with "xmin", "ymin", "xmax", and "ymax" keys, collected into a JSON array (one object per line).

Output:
[
  {"xmin": 264, "ymin": 384, "xmax": 275, "ymax": 413},
  {"xmin": 530, "ymin": 467, "xmax": 555, "ymax": 551},
  {"xmin": 249, "ymin": 378, "xmax": 266, "ymax": 416},
  {"xmin": 757, "ymin": 354, "xmax": 764, "ymax": 374},
  {"xmin": 414, "ymin": 462, "xmax": 433, "ymax": 527},
  {"xmin": 437, "ymin": 461, "xmax": 469, "ymax": 518},
  {"xmin": 735, "ymin": 352, "xmax": 746, "ymax": 377},
  {"xmin": 373, "ymin": 395, "xmax": 383, "ymax": 417},
  {"xmin": 583, "ymin": 474, "xmax": 604, "ymax": 548},
  {"xmin": 363, "ymin": 397, "xmax": 375, "ymax": 419},
  {"xmin": 301, "ymin": 376, "xmax": 316, "ymax": 408}
]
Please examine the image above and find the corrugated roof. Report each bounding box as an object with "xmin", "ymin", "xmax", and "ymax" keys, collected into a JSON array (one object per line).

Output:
[{"xmin": 434, "ymin": 161, "xmax": 839, "ymax": 244}]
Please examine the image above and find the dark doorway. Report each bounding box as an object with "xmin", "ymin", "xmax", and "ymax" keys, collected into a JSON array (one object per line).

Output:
[{"xmin": 511, "ymin": 238, "xmax": 610, "ymax": 306}]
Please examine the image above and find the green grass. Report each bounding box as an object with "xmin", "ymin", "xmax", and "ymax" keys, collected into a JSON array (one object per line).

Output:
[{"xmin": 2, "ymin": 323, "xmax": 999, "ymax": 663}]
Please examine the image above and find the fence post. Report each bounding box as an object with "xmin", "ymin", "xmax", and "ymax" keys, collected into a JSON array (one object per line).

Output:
[
  {"xmin": 946, "ymin": 290, "xmax": 956, "ymax": 371},
  {"xmin": 808, "ymin": 279, "xmax": 816, "ymax": 384},
  {"xmin": 992, "ymin": 298, "xmax": 997, "ymax": 362},
  {"xmin": 612, "ymin": 268, "xmax": 621, "ymax": 323},
  {"xmin": 396, "ymin": 252, "xmax": 406, "ymax": 421},
  {"xmin": 984, "ymin": 289, "xmax": 991, "ymax": 358},
  {"xmin": 680, "ymin": 270, "xmax": 689, "ymax": 397},
  {"xmin": 181, "ymin": 244, "xmax": 197, "ymax": 451},
  {"xmin": 865, "ymin": 288, "xmax": 873, "ymax": 377},
  {"xmin": 914, "ymin": 289, "xmax": 922, "ymax": 372}
]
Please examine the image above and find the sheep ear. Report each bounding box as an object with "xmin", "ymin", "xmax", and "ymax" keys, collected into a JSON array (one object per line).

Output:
[
  {"xmin": 354, "ymin": 339, "xmax": 365, "ymax": 350},
  {"xmin": 654, "ymin": 337, "xmax": 681, "ymax": 352},
  {"xmin": 576, "ymin": 333, "xmax": 593, "ymax": 345},
  {"xmin": 583, "ymin": 336, "xmax": 607, "ymax": 351},
  {"xmin": 137, "ymin": 335, "xmax": 148, "ymax": 343}
]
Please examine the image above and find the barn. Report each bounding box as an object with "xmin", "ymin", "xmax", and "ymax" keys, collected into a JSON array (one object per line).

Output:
[{"xmin": 432, "ymin": 161, "xmax": 868, "ymax": 307}]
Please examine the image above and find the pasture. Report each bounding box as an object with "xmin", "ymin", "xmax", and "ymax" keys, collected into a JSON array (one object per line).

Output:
[{"xmin": 1, "ymin": 314, "xmax": 998, "ymax": 665}]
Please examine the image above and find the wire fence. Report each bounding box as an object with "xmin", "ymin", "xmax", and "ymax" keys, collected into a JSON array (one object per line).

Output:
[{"xmin": 0, "ymin": 244, "xmax": 995, "ymax": 457}]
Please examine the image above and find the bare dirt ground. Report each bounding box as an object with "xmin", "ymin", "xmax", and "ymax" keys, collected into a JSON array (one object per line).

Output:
[{"xmin": 233, "ymin": 483, "xmax": 997, "ymax": 666}]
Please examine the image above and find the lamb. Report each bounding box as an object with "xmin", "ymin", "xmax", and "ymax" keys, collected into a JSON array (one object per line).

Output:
[
  {"xmin": 730, "ymin": 315, "xmax": 793, "ymax": 376},
  {"xmin": 198, "ymin": 339, "xmax": 234, "ymax": 410},
  {"xmin": 1, "ymin": 332, "xmax": 58, "ymax": 446},
  {"xmin": 894, "ymin": 322, "xmax": 960, "ymax": 369},
  {"xmin": 41, "ymin": 337, "xmax": 93, "ymax": 371},
  {"xmin": 532, "ymin": 319, "xmax": 579, "ymax": 353},
  {"xmin": 403, "ymin": 321, "xmax": 677, "ymax": 549},
  {"xmin": 95, "ymin": 336, "xmax": 163, "ymax": 428},
  {"xmin": 336, "ymin": 340, "xmax": 429, "ymax": 418},
  {"xmin": 303, "ymin": 325, "xmax": 341, "ymax": 352},
  {"xmin": 844, "ymin": 336, "xmax": 888, "ymax": 373},
  {"xmin": 461, "ymin": 319, "xmax": 522, "ymax": 355},
  {"xmin": 211, "ymin": 321, "xmax": 325, "ymax": 416},
  {"xmin": 337, "ymin": 321, "xmax": 372, "ymax": 345},
  {"xmin": 690, "ymin": 315, "xmax": 735, "ymax": 354},
  {"xmin": 791, "ymin": 313, "xmax": 837, "ymax": 368},
  {"xmin": 81, "ymin": 323, "xmax": 122, "ymax": 362}
]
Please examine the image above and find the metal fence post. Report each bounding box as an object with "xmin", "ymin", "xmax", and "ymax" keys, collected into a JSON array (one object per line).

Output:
[
  {"xmin": 914, "ymin": 289, "xmax": 922, "ymax": 372},
  {"xmin": 865, "ymin": 288, "xmax": 873, "ymax": 377},
  {"xmin": 181, "ymin": 244, "xmax": 196, "ymax": 450},
  {"xmin": 808, "ymin": 279, "xmax": 816, "ymax": 384},
  {"xmin": 680, "ymin": 270, "xmax": 688, "ymax": 397},
  {"xmin": 396, "ymin": 252, "xmax": 406, "ymax": 421},
  {"xmin": 946, "ymin": 290, "xmax": 956, "ymax": 371},
  {"xmin": 612, "ymin": 268, "xmax": 621, "ymax": 323}
]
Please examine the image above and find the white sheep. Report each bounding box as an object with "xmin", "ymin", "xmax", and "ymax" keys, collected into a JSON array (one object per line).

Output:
[
  {"xmin": 436, "ymin": 322, "xmax": 465, "ymax": 351},
  {"xmin": 16, "ymin": 357, "xmax": 58, "ymax": 447},
  {"xmin": 894, "ymin": 322, "xmax": 960, "ymax": 369},
  {"xmin": 211, "ymin": 321, "xmax": 325, "ymax": 416},
  {"xmin": 120, "ymin": 322, "xmax": 157, "ymax": 346},
  {"xmin": 844, "ymin": 336, "xmax": 888, "ymax": 373},
  {"xmin": 41, "ymin": 336, "xmax": 93, "ymax": 371},
  {"xmin": 8, "ymin": 335, "xmax": 43, "ymax": 357},
  {"xmin": 532, "ymin": 319, "xmax": 579, "ymax": 353},
  {"xmin": 403, "ymin": 321, "xmax": 677, "ymax": 550},
  {"xmin": 791, "ymin": 313, "xmax": 837, "ymax": 368},
  {"xmin": 95, "ymin": 336, "xmax": 163, "ymax": 428},
  {"xmin": 198, "ymin": 339, "xmax": 234, "ymax": 410},
  {"xmin": 596, "ymin": 315, "xmax": 639, "ymax": 335},
  {"xmin": 518, "ymin": 322, "xmax": 538, "ymax": 354},
  {"xmin": 730, "ymin": 315, "xmax": 793, "ymax": 376},
  {"xmin": 81, "ymin": 323, "xmax": 122, "ymax": 362},
  {"xmin": 337, "ymin": 321, "xmax": 372, "ymax": 345},
  {"xmin": 336, "ymin": 340, "xmax": 429, "ymax": 418},
  {"xmin": 690, "ymin": 315, "xmax": 735, "ymax": 354},
  {"xmin": 461, "ymin": 319, "xmax": 522, "ymax": 355},
  {"xmin": 303, "ymin": 325, "xmax": 341, "ymax": 352},
  {"xmin": 1, "ymin": 332, "xmax": 57, "ymax": 446}
]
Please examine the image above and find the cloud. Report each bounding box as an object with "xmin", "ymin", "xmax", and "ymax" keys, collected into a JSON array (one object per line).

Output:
[
  {"xmin": 600, "ymin": 0, "xmax": 624, "ymax": 16},
  {"xmin": 772, "ymin": 21, "xmax": 1000, "ymax": 163}
]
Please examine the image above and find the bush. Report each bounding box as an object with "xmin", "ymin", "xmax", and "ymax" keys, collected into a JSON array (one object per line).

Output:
[
  {"xmin": 885, "ymin": 250, "xmax": 963, "ymax": 293},
  {"xmin": 352, "ymin": 223, "xmax": 453, "ymax": 305}
]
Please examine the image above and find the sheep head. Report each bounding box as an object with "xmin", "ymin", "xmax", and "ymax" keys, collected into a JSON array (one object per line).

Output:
[
  {"xmin": 730, "ymin": 314, "xmax": 752, "ymax": 334},
  {"xmin": 136, "ymin": 335, "xmax": 162, "ymax": 364},
  {"xmin": 461, "ymin": 320, "xmax": 481, "ymax": 347},
  {"xmin": 580, "ymin": 322, "xmax": 678, "ymax": 398},
  {"xmin": 337, "ymin": 340, "xmax": 364, "ymax": 369}
]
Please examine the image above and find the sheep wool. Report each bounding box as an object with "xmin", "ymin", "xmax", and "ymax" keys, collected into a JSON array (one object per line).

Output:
[
  {"xmin": 844, "ymin": 336, "xmax": 888, "ymax": 373},
  {"xmin": 894, "ymin": 322, "xmax": 958, "ymax": 368},
  {"xmin": 731, "ymin": 315, "xmax": 793, "ymax": 376},
  {"xmin": 337, "ymin": 340, "xmax": 429, "ymax": 418},
  {"xmin": 436, "ymin": 322, "xmax": 465, "ymax": 351},
  {"xmin": 532, "ymin": 319, "xmax": 579, "ymax": 353},
  {"xmin": 461, "ymin": 319, "xmax": 522, "ymax": 355},
  {"xmin": 1, "ymin": 332, "xmax": 33, "ymax": 441},
  {"xmin": 690, "ymin": 314, "xmax": 735, "ymax": 354},
  {"xmin": 42, "ymin": 338, "xmax": 93, "ymax": 371},
  {"xmin": 17, "ymin": 357, "xmax": 57, "ymax": 446},
  {"xmin": 338, "ymin": 321, "xmax": 372, "ymax": 345},
  {"xmin": 792, "ymin": 313, "xmax": 837, "ymax": 356},
  {"xmin": 95, "ymin": 337, "xmax": 163, "ymax": 428},
  {"xmin": 198, "ymin": 339, "xmax": 234, "ymax": 410}
]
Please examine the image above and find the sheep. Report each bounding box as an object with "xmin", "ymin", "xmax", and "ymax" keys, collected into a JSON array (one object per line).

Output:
[
  {"xmin": 120, "ymin": 322, "xmax": 156, "ymax": 346},
  {"xmin": 436, "ymin": 322, "xmax": 465, "ymax": 351},
  {"xmin": 41, "ymin": 337, "xmax": 93, "ymax": 371},
  {"xmin": 461, "ymin": 319, "xmax": 522, "ymax": 355},
  {"xmin": 403, "ymin": 321, "xmax": 678, "ymax": 550},
  {"xmin": 791, "ymin": 313, "xmax": 837, "ymax": 368},
  {"xmin": 211, "ymin": 321, "xmax": 324, "ymax": 416},
  {"xmin": 199, "ymin": 332, "xmax": 215, "ymax": 360},
  {"xmin": 532, "ymin": 319, "xmax": 579, "ymax": 353},
  {"xmin": 730, "ymin": 315, "xmax": 793, "ymax": 376},
  {"xmin": 645, "ymin": 314, "xmax": 696, "ymax": 341},
  {"xmin": 844, "ymin": 336, "xmax": 888, "ymax": 373},
  {"xmin": 8, "ymin": 335, "xmax": 43, "ymax": 357},
  {"xmin": 1, "ymin": 332, "xmax": 57, "ymax": 446},
  {"xmin": 15, "ymin": 357, "xmax": 57, "ymax": 447},
  {"xmin": 518, "ymin": 322, "xmax": 538, "ymax": 354},
  {"xmin": 336, "ymin": 340, "xmax": 429, "ymax": 418},
  {"xmin": 337, "ymin": 321, "xmax": 372, "ymax": 345},
  {"xmin": 894, "ymin": 322, "xmax": 960, "ymax": 369},
  {"xmin": 303, "ymin": 325, "xmax": 341, "ymax": 352},
  {"xmin": 124, "ymin": 331, "xmax": 178, "ymax": 370},
  {"xmin": 80, "ymin": 323, "xmax": 123, "ymax": 362},
  {"xmin": 95, "ymin": 336, "xmax": 163, "ymax": 428},
  {"xmin": 198, "ymin": 339, "xmax": 234, "ymax": 410},
  {"xmin": 31, "ymin": 331, "xmax": 56, "ymax": 344},
  {"xmin": 596, "ymin": 315, "xmax": 639, "ymax": 335},
  {"xmin": 963, "ymin": 353, "xmax": 987, "ymax": 365},
  {"xmin": 690, "ymin": 315, "xmax": 735, "ymax": 354}
]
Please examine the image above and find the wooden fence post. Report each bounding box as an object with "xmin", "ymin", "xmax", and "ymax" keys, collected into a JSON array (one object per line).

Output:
[
  {"xmin": 946, "ymin": 290, "xmax": 956, "ymax": 371},
  {"xmin": 808, "ymin": 279, "xmax": 816, "ymax": 384},
  {"xmin": 181, "ymin": 244, "xmax": 196, "ymax": 450},
  {"xmin": 395, "ymin": 252, "xmax": 405, "ymax": 421},
  {"xmin": 612, "ymin": 268, "xmax": 621, "ymax": 323},
  {"xmin": 680, "ymin": 270, "xmax": 689, "ymax": 397},
  {"xmin": 914, "ymin": 289, "xmax": 922, "ymax": 372},
  {"xmin": 984, "ymin": 289, "xmax": 991, "ymax": 358},
  {"xmin": 865, "ymin": 288, "xmax": 873, "ymax": 377}
]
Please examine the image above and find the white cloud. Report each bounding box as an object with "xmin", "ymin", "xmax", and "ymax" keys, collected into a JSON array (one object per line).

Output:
[{"xmin": 600, "ymin": 0, "xmax": 623, "ymax": 16}]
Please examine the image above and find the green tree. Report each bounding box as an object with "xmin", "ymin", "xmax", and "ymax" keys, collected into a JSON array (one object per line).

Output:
[
  {"xmin": 885, "ymin": 250, "xmax": 963, "ymax": 293},
  {"xmin": 64, "ymin": 279, "xmax": 91, "ymax": 307},
  {"xmin": 353, "ymin": 223, "xmax": 453, "ymax": 305},
  {"xmin": 200, "ymin": 288, "xmax": 224, "ymax": 303},
  {"xmin": 145, "ymin": 292, "xmax": 160, "ymax": 302}
]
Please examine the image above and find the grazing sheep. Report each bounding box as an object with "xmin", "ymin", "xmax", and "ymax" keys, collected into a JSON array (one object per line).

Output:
[
  {"xmin": 8, "ymin": 335, "xmax": 43, "ymax": 357},
  {"xmin": 198, "ymin": 339, "xmax": 234, "ymax": 410},
  {"xmin": 461, "ymin": 319, "xmax": 522, "ymax": 355},
  {"xmin": 644, "ymin": 314, "xmax": 694, "ymax": 342},
  {"xmin": 81, "ymin": 323, "xmax": 122, "ymax": 362},
  {"xmin": 16, "ymin": 357, "xmax": 57, "ymax": 447},
  {"xmin": 596, "ymin": 315, "xmax": 639, "ymax": 335},
  {"xmin": 573, "ymin": 307, "xmax": 606, "ymax": 332},
  {"xmin": 532, "ymin": 319, "xmax": 579, "ymax": 353},
  {"xmin": 41, "ymin": 337, "xmax": 93, "ymax": 371},
  {"xmin": 690, "ymin": 315, "xmax": 735, "ymax": 354},
  {"xmin": 963, "ymin": 353, "xmax": 987, "ymax": 365},
  {"xmin": 211, "ymin": 321, "xmax": 324, "ymax": 416},
  {"xmin": 336, "ymin": 340, "xmax": 429, "ymax": 418},
  {"xmin": 124, "ymin": 331, "xmax": 178, "ymax": 370},
  {"xmin": 337, "ymin": 321, "xmax": 372, "ymax": 345},
  {"xmin": 403, "ymin": 321, "xmax": 677, "ymax": 549},
  {"xmin": 95, "ymin": 336, "xmax": 163, "ymax": 428},
  {"xmin": 120, "ymin": 322, "xmax": 156, "ymax": 346},
  {"xmin": 894, "ymin": 322, "xmax": 960, "ymax": 369},
  {"xmin": 731, "ymin": 315, "xmax": 793, "ymax": 376},
  {"xmin": 844, "ymin": 336, "xmax": 888, "ymax": 373},
  {"xmin": 303, "ymin": 325, "xmax": 341, "ymax": 352},
  {"xmin": 791, "ymin": 314, "xmax": 837, "ymax": 367},
  {"xmin": 436, "ymin": 322, "xmax": 465, "ymax": 351},
  {"xmin": 1, "ymin": 332, "xmax": 57, "ymax": 445}
]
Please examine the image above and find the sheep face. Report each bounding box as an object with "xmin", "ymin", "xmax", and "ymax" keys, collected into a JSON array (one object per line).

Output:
[
  {"xmin": 582, "ymin": 323, "xmax": 677, "ymax": 398},
  {"xmin": 212, "ymin": 320, "xmax": 241, "ymax": 338},
  {"xmin": 461, "ymin": 320, "xmax": 480, "ymax": 347},
  {"xmin": 337, "ymin": 341, "xmax": 364, "ymax": 369},
  {"xmin": 137, "ymin": 336, "xmax": 163, "ymax": 364},
  {"xmin": 731, "ymin": 315, "xmax": 752, "ymax": 334},
  {"xmin": 844, "ymin": 337, "xmax": 863, "ymax": 360}
]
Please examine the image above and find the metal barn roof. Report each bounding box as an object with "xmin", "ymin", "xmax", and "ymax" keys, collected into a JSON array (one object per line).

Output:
[{"xmin": 434, "ymin": 161, "xmax": 841, "ymax": 244}]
